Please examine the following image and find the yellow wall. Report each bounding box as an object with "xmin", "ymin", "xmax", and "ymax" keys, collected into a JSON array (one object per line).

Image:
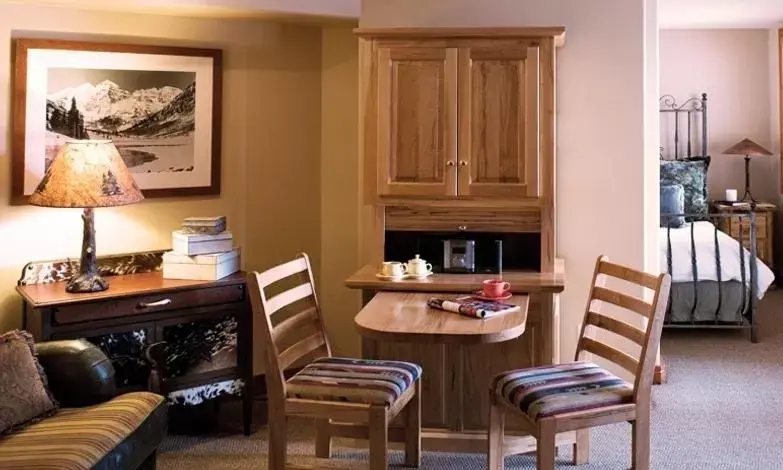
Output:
[
  {"xmin": 0, "ymin": 3, "xmax": 324, "ymax": 374},
  {"xmin": 319, "ymin": 26, "xmax": 362, "ymax": 357}
]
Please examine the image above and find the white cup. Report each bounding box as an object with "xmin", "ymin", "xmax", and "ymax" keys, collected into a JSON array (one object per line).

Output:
[
  {"xmin": 380, "ymin": 261, "xmax": 406, "ymax": 277},
  {"xmin": 725, "ymin": 189, "xmax": 738, "ymax": 202}
]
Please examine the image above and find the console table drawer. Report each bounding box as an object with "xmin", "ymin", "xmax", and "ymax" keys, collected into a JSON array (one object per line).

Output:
[{"xmin": 53, "ymin": 284, "xmax": 245, "ymax": 324}]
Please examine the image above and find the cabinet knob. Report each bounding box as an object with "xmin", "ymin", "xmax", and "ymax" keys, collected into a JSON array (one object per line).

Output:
[
  {"xmin": 458, "ymin": 225, "xmax": 467, "ymax": 231},
  {"xmin": 459, "ymin": 160, "xmax": 468, "ymax": 167},
  {"xmin": 446, "ymin": 161, "xmax": 456, "ymax": 167}
]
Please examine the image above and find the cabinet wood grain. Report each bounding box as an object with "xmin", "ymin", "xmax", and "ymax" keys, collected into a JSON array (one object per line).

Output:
[
  {"xmin": 377, "ymin": 45, "xmax": 457, "ymax": 197},
  {"xmin": 458, "ymin": 43, "xmax": 539, "ymax": 198},
  {"xmin": 385, "ymin": 205, "xmax": 541, "ymax": 233}
]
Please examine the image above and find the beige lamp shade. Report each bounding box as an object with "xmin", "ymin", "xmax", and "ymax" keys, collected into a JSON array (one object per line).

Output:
[
  {"xmin": 722, "ymin": 138, "xmax": 773, "ymax": 157},
  {"xmin": 29, "ymin": 140, "xmax": 144, "ymax": 208}
]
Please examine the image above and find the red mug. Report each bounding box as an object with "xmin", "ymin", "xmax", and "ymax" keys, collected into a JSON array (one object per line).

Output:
[{"xmin": 482, "ymin": 279, "xmax": 510, "ymax": 298}]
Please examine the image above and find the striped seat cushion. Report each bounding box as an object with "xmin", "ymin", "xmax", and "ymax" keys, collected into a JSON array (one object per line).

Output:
[
  {"xmin": 287, "ymin": 357, "xmax": 422, "ymax": 406},
  {"xmin": 0, "ymin": 392, "xmax": 164, "ymax": 470},
  {"xmin": 494, "ymin": 361, "xmax": 633, "ymax": 421}
]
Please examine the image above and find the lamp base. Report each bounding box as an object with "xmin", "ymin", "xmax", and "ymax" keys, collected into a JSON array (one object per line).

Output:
[
  {"xmin": 66, "ymin": 273, "xmax": 109, "ymax": 293},
  {"xmin": 66, "ymin": 207, "xmax": 109, "ymax": 293}
]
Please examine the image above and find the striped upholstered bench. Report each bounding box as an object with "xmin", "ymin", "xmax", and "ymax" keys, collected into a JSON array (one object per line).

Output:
[
  {"xmin": 287, "ymin": 357, "xmax": 422, "ymax": 406},
  {"xmin": 0, "ymin": 339, "xmax": 167, "ymax": 470},
  {"xmin": 0, "ymin": 392, "xmax": 165, "ymax": 470},
  {"xmin": 492, "ymin": 361, "xmax": 634, "ymax": 421}
]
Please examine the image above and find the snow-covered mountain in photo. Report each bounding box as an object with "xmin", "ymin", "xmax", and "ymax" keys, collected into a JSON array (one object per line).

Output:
[
  {"xmin": 47, "ymin": 79, "xmax": 184, "ymax": 132},
  {"xmin": 123, "ymin": 82, "xmax": 195, "ymax": 138}
]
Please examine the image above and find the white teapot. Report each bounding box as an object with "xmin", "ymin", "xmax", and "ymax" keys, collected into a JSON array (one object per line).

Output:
[{"xmin": 404, "ymin": 254, "xmax": 433, "ymax": 276}]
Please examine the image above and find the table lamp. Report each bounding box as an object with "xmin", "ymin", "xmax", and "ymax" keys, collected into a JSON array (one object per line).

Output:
[
  {"xmin": 722, "ymin": 138, "xmax": 773, "ymax": 203},
  {"xmin": 29, "ymin": 140, "xmax": 144, "ymax": 293}
]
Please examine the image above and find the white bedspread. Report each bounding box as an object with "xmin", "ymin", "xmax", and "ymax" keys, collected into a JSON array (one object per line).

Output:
[{"xmin": 659, "ymin": 221, "xmax": 774, "ymax": 299}]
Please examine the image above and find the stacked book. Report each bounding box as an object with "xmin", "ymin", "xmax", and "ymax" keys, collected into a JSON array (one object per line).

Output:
[{"xmin": 162, "ymin": 216, "xmax": 240, "ymax": 281}]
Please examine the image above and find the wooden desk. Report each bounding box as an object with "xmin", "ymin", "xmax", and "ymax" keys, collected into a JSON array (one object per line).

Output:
[
  {"xmin": 18, "ymin": 270, "xmax": 254, "ymax": 435},
  {"xmin": 352, "ymin": 289, "xmax": 572, "ymax": 453}
]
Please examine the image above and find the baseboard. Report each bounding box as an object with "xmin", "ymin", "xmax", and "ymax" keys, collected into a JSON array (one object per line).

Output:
[{"xmin": 653, "ymin": 364, "xmax": 666, "ymax": 384}]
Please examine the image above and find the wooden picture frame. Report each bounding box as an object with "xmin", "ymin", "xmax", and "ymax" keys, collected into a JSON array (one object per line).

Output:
[{"xmin": 12, "ymin": 39, "xmax": 223, "ymax": 203}]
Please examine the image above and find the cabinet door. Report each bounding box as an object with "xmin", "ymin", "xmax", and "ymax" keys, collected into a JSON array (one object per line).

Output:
[
  {"xmin": 377, "ymin": 45, "xmax": 458, "ymax": 197},
  {"xmin": 458, "ymin": 43, "xmax": 540, "ymax": 198}
]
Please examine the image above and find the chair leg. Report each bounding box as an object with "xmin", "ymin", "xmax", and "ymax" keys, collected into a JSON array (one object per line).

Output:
[
  {"xmin": 573, "ymin": 428, "xmax": 590, "ymax": 465},
  {"xmin": 632, "ymin": 417, "xmax": 651, "ymax": 470},
  {"xmin": 404, "ymin": 380, "xmax": 421, "ymax": 467},
  {"xmin": 315, "ymin": 419, "xmax": 332, "ymax": 459},
  {"xmin": 536, "ymin": 419, "xmax": 556, "ymax": 470},
  {"xmin": 369, "ymin": 406, "xmax": 388, "ymax": 470},
  {"xmin": 487, "ymin": 401, "xmax": 506, "ymax": 470},
  {"xmin": 268, "ymin": 408, "xmax": 287, "ymax": 470}
]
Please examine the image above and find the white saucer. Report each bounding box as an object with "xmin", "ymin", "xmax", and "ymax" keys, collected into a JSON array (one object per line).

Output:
[
  {"xmin": 376, "ymin": 273, "xmax": 405, "ymax": 281},
  {"xmin": 405, "ymin": 272, "xmax": 433, "ymax": 280}
]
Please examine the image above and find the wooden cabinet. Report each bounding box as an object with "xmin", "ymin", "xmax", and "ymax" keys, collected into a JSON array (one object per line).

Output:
[
  {"xmin": 458, "ymin": 43, "xmax": 540, "ymax": 198},
  {"xmin": 377, "ymin": 45, "xmax": 458, "ymax": 197},
  {"xmin": 362, "ymin": 29, "xmax": 562, "ymax": 202}
]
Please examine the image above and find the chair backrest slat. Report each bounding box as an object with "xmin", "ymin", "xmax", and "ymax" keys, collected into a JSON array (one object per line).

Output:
[
  {"xmin": 585, "ymin": 311, "xmax": 646, "ymax": 346},
  {"xmin": 575, "ymin": 255, "xmax": 671, "ymax": 405},
  {"xmin": 266, "ymin": 283, "xmax": 314, "ymax": 316},
  {"xmin": 247, "ymin": 253, "xmax": 332, "ymax": 400},
  {"xmin": 581, "ymin": 337, "xmax": 639, "ymax": 374},
  {"xmin": 598, "ymin": 259, "xmax": 660, "ymax": 290},
  {"xmin": 258, "ymin": 256, "xmax": 309, "ymax": 287},
  {"xmin": 272, "ymin": 306, "xmax": 320, "ymax": 347},
  {"xmin": 279, "ymin": 331, "xmax": 327, "ymax": 371},
  {"xmin": 592, "ymin": 286, "xmax": 652, "ymax": 318}
]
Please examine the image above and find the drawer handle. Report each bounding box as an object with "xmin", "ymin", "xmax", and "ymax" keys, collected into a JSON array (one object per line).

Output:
[
  {"xmin": 458, "ymin": 225, "xmax": 467, "ymax": 231},
  {"xmin": 137, "ymin": 298, "xmax": 172, "ymax": 309}
]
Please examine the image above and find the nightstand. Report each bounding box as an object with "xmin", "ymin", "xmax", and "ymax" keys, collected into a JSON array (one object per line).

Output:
[{"xmin": 712, "ymin": 202, "xmax": 775, "ymax": 269}]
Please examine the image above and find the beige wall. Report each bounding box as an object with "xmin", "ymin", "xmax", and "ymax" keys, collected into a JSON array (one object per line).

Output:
[
  {"xmin": 660, "ymin": 29, "xmax": 776, "ymax": 202},
  {"xmin": 359, "ymin": 0, "xmax": 658, "ymax": 362},
  {"xmin": 0, "ymin": 3, "xmax": 323, "ymax": 374},
  {"xmin": 771, "ymin": 29, "xmax": 782, "ymax": 271},
  {"xmin": 320, "ymin": 25, "xmax": 362, "ymax": 357}
]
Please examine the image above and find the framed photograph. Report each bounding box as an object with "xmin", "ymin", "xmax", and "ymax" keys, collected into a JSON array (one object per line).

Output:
[{"xmin": 12, "ymin": 39, "xmax": 222, "ymax": 202}]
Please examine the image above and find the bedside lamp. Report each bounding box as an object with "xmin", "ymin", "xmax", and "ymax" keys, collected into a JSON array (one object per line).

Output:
[
  {"xmin": 29, "ymin": 140, "xmax": 144, "ymax": 293},
  {"xmin": 722, "ymin": 138, "xmax": 773, "ymax": 203}
]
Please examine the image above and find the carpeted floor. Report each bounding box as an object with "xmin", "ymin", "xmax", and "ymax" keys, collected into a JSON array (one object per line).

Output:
[{"xmin": 159, "ymin": 290, "xmax": 783, "ymax": 469}]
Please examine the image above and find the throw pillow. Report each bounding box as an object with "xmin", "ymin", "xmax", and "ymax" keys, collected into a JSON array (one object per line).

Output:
[
  {"xmin": 0, "ymin": 330, "xmax": 58, "ymax": 434},
  {"xmin": 660, "ymin": 157, "xmax": 710, "ymax": 219},
  {"xmin": 660, "ymin": 184, "xmax": 685, "ymax": 228}
]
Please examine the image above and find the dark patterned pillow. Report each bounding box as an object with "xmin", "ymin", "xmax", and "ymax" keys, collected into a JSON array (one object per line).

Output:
[
  {"xmin": 660, "ymin": 157, "xmax": 710, "ymax": 219},
  {"xmin": 660, "ymin": 184, "xmax": 685, "ymax": 228},
  {"xmin": 0, "ymin": 330, "xmax": 58, "ymax": 434}
]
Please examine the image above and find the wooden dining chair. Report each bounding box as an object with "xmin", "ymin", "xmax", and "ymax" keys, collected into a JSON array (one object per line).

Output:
[
  {"xmin": 247, "ymin": 253, "xmax": 422, "ymax": 470},
  {"xmin": 487, "ymin": 255, "xmax": 671, "ymax": 470}
]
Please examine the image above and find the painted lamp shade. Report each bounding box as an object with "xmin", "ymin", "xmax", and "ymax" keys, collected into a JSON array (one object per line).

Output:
[
  {"xmin": 29, "ymin": 140, "xmax": 144, "ymax": 208},
  {"xmin": 29, "ymin": 140, "xmax": 143, "ymax": 293}
]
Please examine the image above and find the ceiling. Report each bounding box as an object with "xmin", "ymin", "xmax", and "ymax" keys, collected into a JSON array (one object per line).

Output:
[
  {"xmin": 658, "ymin": 0, "xmax": 783, "ymax": 29},
  {"xmin": 6, "ymin": 0, "xmax": 783, "ymax": 29}
]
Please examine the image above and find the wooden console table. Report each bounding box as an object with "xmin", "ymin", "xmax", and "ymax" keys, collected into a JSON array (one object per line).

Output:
[{"xmin": 17, "ymin": 268, "xmax": 254, "ymax": 436}]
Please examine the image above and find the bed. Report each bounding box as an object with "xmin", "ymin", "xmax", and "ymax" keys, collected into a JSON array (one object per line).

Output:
[{"xmin": 659, "ymin": 93, "xmax": 774, "ymax": 342}]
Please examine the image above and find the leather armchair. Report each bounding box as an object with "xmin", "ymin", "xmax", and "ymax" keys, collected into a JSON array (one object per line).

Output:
[{"xmin": 0, "ymin": 339, "xmax": 168, "ymax": 470}]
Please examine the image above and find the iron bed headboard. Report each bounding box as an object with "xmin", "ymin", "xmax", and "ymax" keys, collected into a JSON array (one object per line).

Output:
[
  {"xmin": 659, "ymin": 92, "xmax": 708, "ymax": 159},
  {"xmin": 659, "ymin": 92, "xmax": 758, "ymax": 342}
]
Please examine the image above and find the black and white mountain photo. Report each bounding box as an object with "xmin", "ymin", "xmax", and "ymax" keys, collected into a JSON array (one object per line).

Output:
[{"xmin": 46, "ymin": 68, "xmax": 196, "ymax": 173}]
